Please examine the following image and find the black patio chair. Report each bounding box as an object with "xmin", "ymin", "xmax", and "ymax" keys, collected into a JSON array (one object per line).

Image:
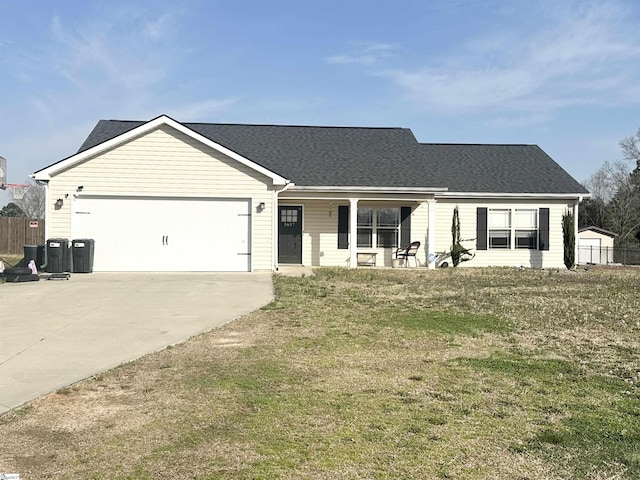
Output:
[{"xmin": 395, "ymin": 241, "xmax": 421, "ymax": 267}]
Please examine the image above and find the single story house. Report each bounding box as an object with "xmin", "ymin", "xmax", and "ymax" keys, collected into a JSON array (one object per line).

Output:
[
  {"xmin": 577, "ymin": 226, "xmax": 617, "ymax": 265},
  {"xmin": 33, "ymin": 115, "xmax": 589, "ymax": 272}
]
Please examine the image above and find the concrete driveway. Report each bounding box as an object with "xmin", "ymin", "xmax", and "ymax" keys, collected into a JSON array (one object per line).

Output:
[{"xmin": 0, "ymin": 272, "xmax": 273, "ymax": 415}]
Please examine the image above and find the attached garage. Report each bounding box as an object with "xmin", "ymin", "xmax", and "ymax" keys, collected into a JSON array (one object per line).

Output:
[
  {"xmin": 34, "ymin": 116, "xmax": 287, "ymax": 272},
  {"xmin": 73, "ymin": 196, "xmax": 252, "ymax": 272}
]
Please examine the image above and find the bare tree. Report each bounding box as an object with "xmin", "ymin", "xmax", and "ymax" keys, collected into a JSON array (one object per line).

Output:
[
  {"xmin": 608, "ymin": 175, "xmax": 640, "ymax": 246},
  {"xmin": 9, "ymin": 179, "xmax": 46, "ymax": 219},
  {"xmin": 619, "ymin": 127, "xmax": 640, "ymax": 171},
  {"xmin": 580, "ymin": 131, "xmax": 640, "ymax": 245},
  {"xmin": 583, "ymin": 160, "xmax": 630, "ymax": 203}
]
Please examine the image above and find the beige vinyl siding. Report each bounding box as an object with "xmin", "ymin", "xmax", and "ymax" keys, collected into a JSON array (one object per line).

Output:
[
  {"xmin": 46, "ymin": 125, "xmax": 275, "ymax": 270},
  {"xmin": 411, "ymin": 201, "xmax": 430, "ymax": 265},
  {"xmin": 281, "ymin": 200, "xmax": 427, "ymax": 267},
  {"xmin": 434, "ymin": 199, "xmax": 573, "ymax": 268}
]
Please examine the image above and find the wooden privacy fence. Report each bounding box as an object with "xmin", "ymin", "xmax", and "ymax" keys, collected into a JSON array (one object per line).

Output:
[{"xmin": 0, "ymin": 217, "xmax": 46, "ymax": 254}]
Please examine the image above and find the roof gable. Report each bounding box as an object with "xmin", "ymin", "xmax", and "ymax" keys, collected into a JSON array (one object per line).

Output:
[
  {"xmin": 34, "ymin": 115, "xmax": 288, "ymax": 185},
  {"xmin": 578, "ymin": 226, "xmax": 618, "ymax": 237}
]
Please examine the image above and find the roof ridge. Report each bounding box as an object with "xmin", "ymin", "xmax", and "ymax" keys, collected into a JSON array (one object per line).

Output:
[
  {"xmin": 184, "ymin": 121, "xmax": 408, "ymax": 131},
  {"xmin": 100, "ymin": 119, "xmax": 409, "ymax": 131},
  {"xmin": 420, "ymin": 142, "xmax": 537, "ymax": 147}
]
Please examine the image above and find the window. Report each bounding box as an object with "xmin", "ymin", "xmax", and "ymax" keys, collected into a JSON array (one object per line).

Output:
[
  {"xmin": 357, "ymin": 208, "xmax": 373, "ymax": 248},
  {"xmin": 340, "ymin": 206, "xmax": 411, "ymax": 249},
  {"xmin": 376, "ymin": 208, "xmax": 400, "ymax": 248},
  {"xmin": 489, "ymin": 209, "xmax": 511, "ymax": 248},
  {"xmin": 281, "ymin": 208, "xmax": 298, "ymax": 226},
  {"xmin": 485, "ymin": 208, "xmax": 539, "ymax": 250},
  {"xmin": 356, "ymin": 207, "xmax": 401, "ymax": 248},
  {"xmin": 515, "ymin": 209, "xmax": 538, "ymax": 249}
]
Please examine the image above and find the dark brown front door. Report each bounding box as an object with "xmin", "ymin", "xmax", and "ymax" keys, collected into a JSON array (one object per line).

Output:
[{"xmin": 278, "ymin": 206, "xmax": 302, "ymax": 264}]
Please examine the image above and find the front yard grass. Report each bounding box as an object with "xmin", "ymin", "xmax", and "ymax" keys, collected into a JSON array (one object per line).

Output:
[{"xmin": 1, "ymin": 267, "xmax": 639, "ymax": 479}]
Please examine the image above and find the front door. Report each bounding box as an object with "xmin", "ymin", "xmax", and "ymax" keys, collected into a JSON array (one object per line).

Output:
[{"xmin": 278, "ymin": 206, "xmax": 302, "ymax": 264}]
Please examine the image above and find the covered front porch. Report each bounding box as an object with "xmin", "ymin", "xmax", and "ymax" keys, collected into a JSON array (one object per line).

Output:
[{"xmin": 275, "ymin": 187, "xmax": 445, "ymax": 270}]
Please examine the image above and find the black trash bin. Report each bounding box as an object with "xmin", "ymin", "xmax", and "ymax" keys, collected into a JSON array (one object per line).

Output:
[
  {"xmin": 23, "ymin": 244, "xmax": 45, "ymax": 270},
  {"xmin": 45, "ymin": 238, "xmax": 70, "ymax": 273},
  {"xmin": 72, "ymin": 239, "xmax": 95, "ymax": 273}
]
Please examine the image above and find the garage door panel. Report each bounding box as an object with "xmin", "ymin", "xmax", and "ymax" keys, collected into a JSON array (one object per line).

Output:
[
  {"xmin": 73, "ymin": 197, "xmax": 251, "ymax": 272},
  {"xmin": 578, "ymin": 238, "xmax": 601, "ymax": 264}
]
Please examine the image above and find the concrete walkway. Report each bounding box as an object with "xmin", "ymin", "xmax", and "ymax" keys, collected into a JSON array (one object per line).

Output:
[{"xmin": 0, "ymin": 272, "xmax": 273, "ymax": 415}]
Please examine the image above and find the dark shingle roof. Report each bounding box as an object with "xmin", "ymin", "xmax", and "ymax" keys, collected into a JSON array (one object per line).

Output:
[
  {"xmin": 417, "ymin": 143, "xmax": 588, "ymax": 194},
  {"xmin": 76, "ymin": 119, "xmax": 588, "ymax": 194}
]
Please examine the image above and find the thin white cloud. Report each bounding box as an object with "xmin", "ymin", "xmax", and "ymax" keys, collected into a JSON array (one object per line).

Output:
[
  {"xmin": 378, "ymin": 1, "xmax": 640, "ymax": 125},
  {"xmin": 326, "ymin": 42, "xmax": 397, "ymax": 66},
  {"xmin": 50, "ymin": 15, "xmax": 166, "ymax": 93},
  {"xmin": 143, "ymin": 13, "xmax": 174, "ymax": 40},
  {"xmin": 164, "ymin": 98, "xmax": 241, "ymax": 122}
]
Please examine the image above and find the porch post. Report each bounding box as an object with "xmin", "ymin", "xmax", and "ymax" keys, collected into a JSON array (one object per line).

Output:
[
  {"xmin": 349, "ymin": 198, "xmax": 358, "ymax": 268},
  {"xmin": 573, "ymin": 198, "xmax": 581, "ymax": 268},
  {"xmin": 273, "ymin": 192, "xmax": 279, "ymax": 271},
  {"xmin": 427, "ymin": 199, "xmax": 437, "ymax": 270}
]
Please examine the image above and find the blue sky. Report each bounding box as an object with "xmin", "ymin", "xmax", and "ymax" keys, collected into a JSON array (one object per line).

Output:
[{"xmin": 1, "ymin": 0, "xmax": 640, "ymax": 204}]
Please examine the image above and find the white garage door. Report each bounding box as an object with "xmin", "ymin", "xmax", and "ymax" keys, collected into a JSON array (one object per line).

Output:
[
  {"xmin": 73, "ymin": 196, "xmax": 251, "ymax": 272},
  {"xmin": 578, "ymin": 238, "xmax": 601, "ymax": 264}
]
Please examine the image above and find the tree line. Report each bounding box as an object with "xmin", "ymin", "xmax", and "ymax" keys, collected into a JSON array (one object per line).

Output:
[{"xmin": 579, "ymin": 128, "xmax": 640, "ymax": 249}]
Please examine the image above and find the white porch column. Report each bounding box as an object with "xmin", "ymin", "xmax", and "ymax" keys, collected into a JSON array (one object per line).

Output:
[
  {"xmin": 427, "ymin": 199, "xmax": 437, "ymax": 270},
  {"xmin": 573, "ymin": 198, "xmax": 581, "ymax": 268},
  {"xmin": 349, "ymin": 198, "xmax": 359, "ymax": 268}
]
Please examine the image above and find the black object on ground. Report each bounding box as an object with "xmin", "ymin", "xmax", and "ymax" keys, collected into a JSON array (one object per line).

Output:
[
  {"xmin": 72, "ymin": 239, "xmax": 95, "ymax": 273},
  {"xmin": 3, "ymin": 267, "xmax": 33, "ymax": 276},
  {"xmin": 45, "ymin": 238, "xmax": 70, "ymax": 273},
  {"xmin": 2, "ymin": 273, "xmax": 40, "ymax": 283},
  {"xmin": 44, "ymin": 273, "xmax": 71, "ymax": 280}
]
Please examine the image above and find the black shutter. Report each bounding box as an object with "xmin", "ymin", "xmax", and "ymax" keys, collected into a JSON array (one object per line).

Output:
[
  {"xmin": 338, "ymin": 205, "xmax": 349, "ymax": 249},
  {"xmin": 477, "ymin": 207, "xmax": 488, "ymax": 250},
  {"xmin": 400, "ymin": 206, "xmax": 411, "ymax": 247},
  {"xmin": 539, "ymin": 208, "xmax": 550, "ymax": 251}
]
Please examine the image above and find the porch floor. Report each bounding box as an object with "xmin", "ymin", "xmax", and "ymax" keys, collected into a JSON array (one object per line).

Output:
[{"xmin": 276, "ymin": 264, "xmax": 425, "ymax": 276}]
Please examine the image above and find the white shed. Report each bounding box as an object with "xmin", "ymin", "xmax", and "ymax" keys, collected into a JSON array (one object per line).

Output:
[{"xmin": 577, "ymin": 227, "xmax": 617, "ymax": 265}]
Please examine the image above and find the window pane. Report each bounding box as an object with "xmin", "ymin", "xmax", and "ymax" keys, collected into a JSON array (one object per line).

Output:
[
  {"xmin": 489, "ymin": 229, "xmax": 511, "ymax": 248},
  {"xmin": 489, "ymin": 209, "xmax": 511, "ymax": 229},
  {"xmin": 357, "ymin": 208, "xmax": 373, "ymax": 227},
  {"xmin": 516, "ymin": 230, "xmax": 537, "ymax": 249},
  {"xmin": 357, "ymin": 228, "xmax": 372, "ymax": 248},
  {"xmin": 281, "ymin": 209, "xmax": 298, "ymax": 225},
  {"xmin": 377, "ymin": 207, "xmax": 400, "ymax": 227},
  {"xmin": 377, "ymin": 229, "xmax": 398, "ymax": 248},
  {"xmin": 515, "ymin": 210, "xmax": 537, "ymax": 229}
]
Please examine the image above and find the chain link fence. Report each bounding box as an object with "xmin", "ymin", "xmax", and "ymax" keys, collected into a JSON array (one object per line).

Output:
[{"xmin": 578, "ymin": 245, "xmax": 640, "ymax": 266}]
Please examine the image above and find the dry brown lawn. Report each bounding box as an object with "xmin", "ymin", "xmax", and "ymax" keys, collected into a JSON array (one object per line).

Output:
[{"xmin": 0, "ymin": 266, "xmax": 638, "ymax": 479}]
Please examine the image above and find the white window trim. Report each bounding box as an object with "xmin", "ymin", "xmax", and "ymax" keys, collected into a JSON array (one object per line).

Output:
[
  {"xmin": 357, "ymin": 207, "xmax": 401, "ymax": 248},
  {"xmin": 488, "ymin": 208, "xmax": 540, "ymax": 250}
]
